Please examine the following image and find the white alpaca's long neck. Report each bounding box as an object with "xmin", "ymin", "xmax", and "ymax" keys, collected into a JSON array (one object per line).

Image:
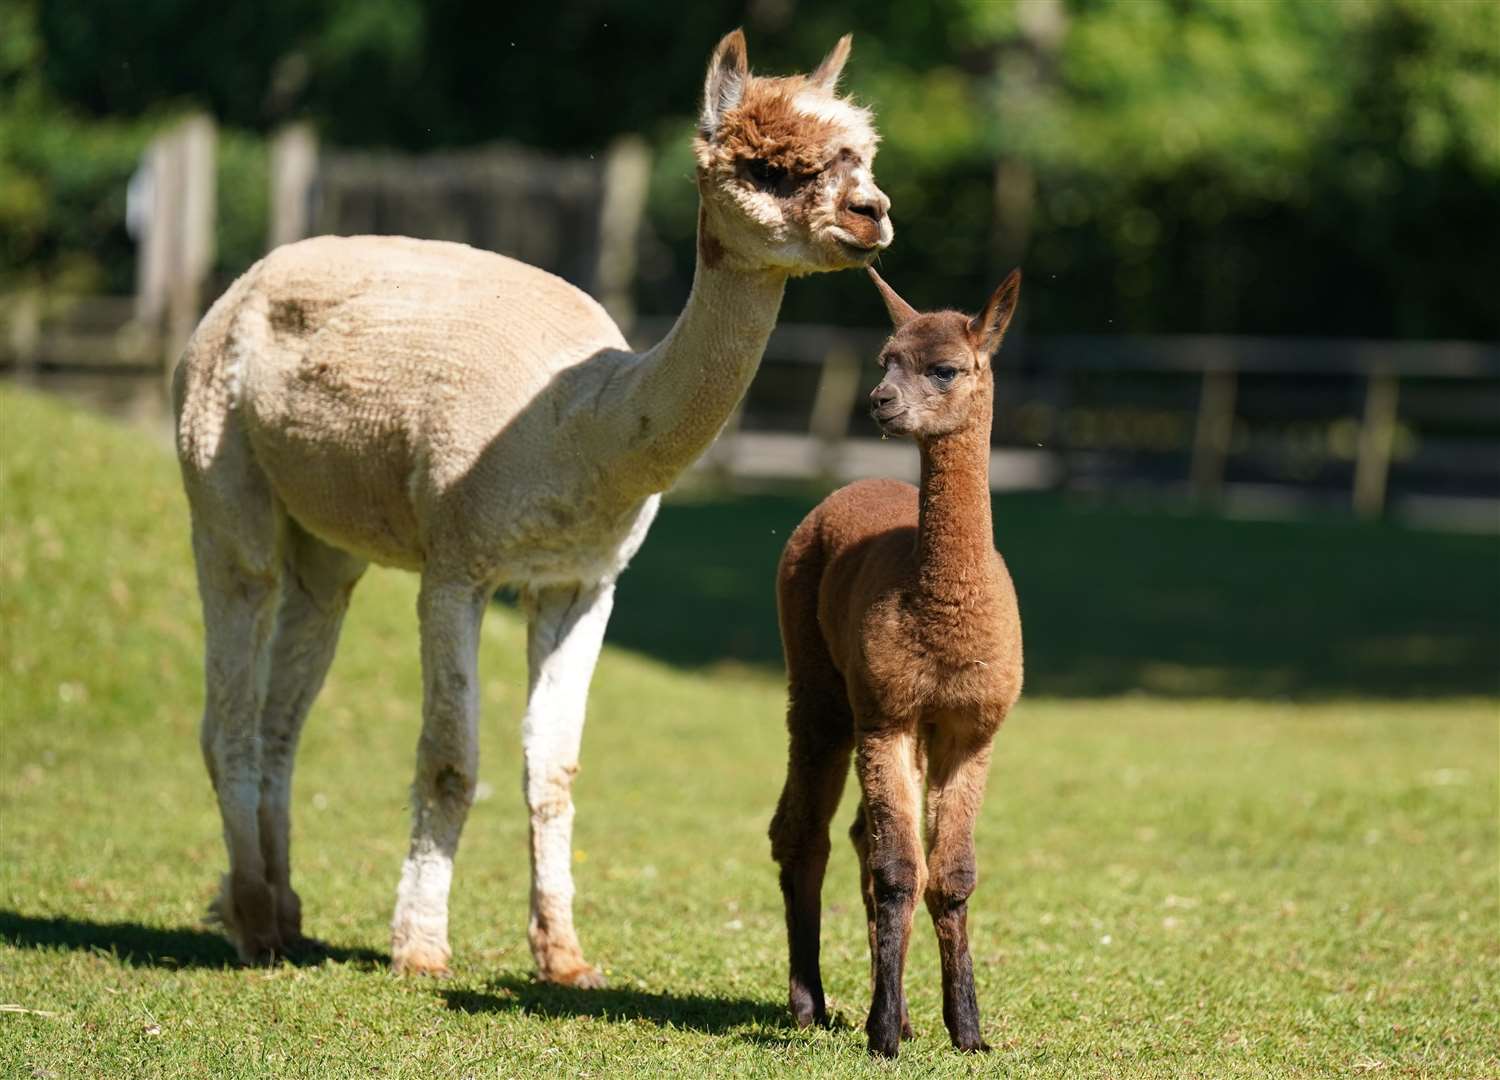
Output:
[{"xmin": 603, "ymin": 229, "xmax": 787, "ymax": 494}]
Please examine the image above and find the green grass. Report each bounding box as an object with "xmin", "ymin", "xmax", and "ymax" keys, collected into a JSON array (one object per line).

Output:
[
  {"xmin": 610, "ymin": 489, "xmax": 1500, "ymax": 699},
  {"xmin": 2, "ymin": 385, "xmax": 1496, "ymax": 1078}
]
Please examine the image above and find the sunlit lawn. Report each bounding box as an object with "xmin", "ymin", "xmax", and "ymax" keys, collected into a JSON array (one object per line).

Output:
[{"xmin": 3, "ymin": 386, "xmax": 1496, "ymax": 1078}]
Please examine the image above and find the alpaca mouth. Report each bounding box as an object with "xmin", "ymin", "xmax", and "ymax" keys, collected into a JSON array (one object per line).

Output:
[
  {"xmin": 872, "ymin": 405, "xmax": 910, "ymax": 433},
  {"xmin": 828, "ymin": 226, "xmax": 887, "ymax": 263}
]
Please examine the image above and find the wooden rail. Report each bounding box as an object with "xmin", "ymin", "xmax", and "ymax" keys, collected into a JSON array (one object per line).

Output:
[
  {"xmin": 5, "ymin": 294, "xmax": 1495, "ymax": 522},
  {"xmin": 634, "ymin": 319, "xmax": 1500, "ymax": 518}
]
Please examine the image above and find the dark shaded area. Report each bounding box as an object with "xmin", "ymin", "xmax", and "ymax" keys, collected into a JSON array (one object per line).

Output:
[
  {"xmin": 0, "ymin": 912, "xmax": 385, "ymax": 970},
  {"xmin": 441, "ymin": 974, "xmax": 785, "ymax": 1034},
  {"xmin": 610, "ymin": 490, "xmax": 1500, "ymax": 699}
]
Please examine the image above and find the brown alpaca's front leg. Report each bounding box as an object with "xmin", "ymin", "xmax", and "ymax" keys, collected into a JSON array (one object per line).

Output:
[
  {"xmin": 924, "ymin": 732, "xmax": 995, "ymax": 1052},
  {"xmin": 856, "ymin": 729, "xmax": 925, "ymax": 1057},
  {"xmin": 850, "ymin": 801, "xmax": 914, "ymax": 1041}
]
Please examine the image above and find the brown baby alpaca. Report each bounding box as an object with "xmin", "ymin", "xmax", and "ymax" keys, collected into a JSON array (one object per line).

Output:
[{"xmin": 769, "ymin": 267, "xmax": 1023, "ymax": 1058}]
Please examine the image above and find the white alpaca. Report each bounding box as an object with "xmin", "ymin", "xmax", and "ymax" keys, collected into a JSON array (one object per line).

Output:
[{"xmin": 173, "ymin": 30, "xmax": 891, "ymax": 984}]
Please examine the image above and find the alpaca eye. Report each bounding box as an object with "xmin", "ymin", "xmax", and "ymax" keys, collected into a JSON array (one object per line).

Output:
[
  {"xmin": 745, "ymin": 158, "xmax": 787, "ymax": 189},
  {"xmin": 929, "ymin": 365, "xmax": 958, "ymax": 385}
]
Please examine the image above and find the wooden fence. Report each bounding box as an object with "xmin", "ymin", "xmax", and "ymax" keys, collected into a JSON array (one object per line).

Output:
[
  {"xmin": 4, "ymin": 117, "xmax": 1497, "ymax": 523},
  {"xmin": 314, "ymin": 136, "xmax": 650, "ymax": 332},
  {"xmin": 6, "ymin": 296, "xmax": 1497, "ymax": 522},
  {"xmin": 631, "ymin": 318, "xmax": 1500, "ymax": 521}
]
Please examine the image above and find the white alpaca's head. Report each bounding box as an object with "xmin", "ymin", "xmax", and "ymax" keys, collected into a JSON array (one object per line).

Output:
[{"xmin": 694, "ymin": 30, "xmax": 892, "ymax": 276}]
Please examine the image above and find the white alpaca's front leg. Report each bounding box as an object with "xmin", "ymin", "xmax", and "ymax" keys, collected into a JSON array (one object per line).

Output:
[
  {"xmin": 521, "ymin": 580, "xmax": 614, "ymax": 988},
  {"xmin": 391, "ymin": 576, "xmax": 487, "ymax": 976}
]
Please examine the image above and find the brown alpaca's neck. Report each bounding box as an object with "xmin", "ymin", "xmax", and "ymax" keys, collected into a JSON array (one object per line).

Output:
[{"xmin": 915, "ymin": 382, "xmax": 994, "ymax": 604}]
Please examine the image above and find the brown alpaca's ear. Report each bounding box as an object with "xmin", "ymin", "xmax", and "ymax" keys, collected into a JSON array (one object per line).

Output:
[
  {"xmin": 807, "ymin": 33, "xmax": 853, "ymax": 93},
  {"xmin": 968, "ymin": 269, "xmax": 1021, "ymax": 361},
  {"xmin": 701, "ymin": 29, "xmax": 749, "ymax": 138},
  {"xmin": 868, "ymin": 266, "xmax": 918, "ymax": 328}
]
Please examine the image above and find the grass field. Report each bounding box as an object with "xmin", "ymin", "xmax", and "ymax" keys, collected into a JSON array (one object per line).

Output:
[{"xmin": 2, "ymin": 385, "xmax": 1496, "ymax": 1078}]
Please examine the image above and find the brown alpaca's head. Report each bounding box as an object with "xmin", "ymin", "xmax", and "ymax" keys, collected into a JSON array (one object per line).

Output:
[
  {"xmin": 694, "ymin": 30, "xmax": 892, "ymax": 276},
  {"xmin": 866, "ymin": 268, "xmax": 1021, "ymax": 439}
]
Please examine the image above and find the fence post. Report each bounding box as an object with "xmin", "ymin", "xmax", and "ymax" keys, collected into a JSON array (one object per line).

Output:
[
  {"xmin": 135, "ymin": 114, "xmax": 216, "ymax": 385},
  {"xmin": 168, "ymin": 116, "xmax": 216, "ymax": 372},
  {"xmin": 595, "ymin": 135, "xmax": 651, "ymax": 337},
  {"xmin": 134, "ymin": 134, "xmax": 180, "ymax": 330},
  {"xmin": 809, "ymin": 344, "xmax": 861, "ymax": 479},
  {"xmin": 268, "ymin": 122, "xmax": 318, "ymax": 250},
  {"xmin": 1353, "ymin": 368, "xmax": 1399, "ymax": 519},
  {"xmin": 7, "ymin": 292, "xmax": 43, "ymax": 385},
  {"xmin": 1190, "ymin": 366, "xmax": 1237, "ymax": 500}
]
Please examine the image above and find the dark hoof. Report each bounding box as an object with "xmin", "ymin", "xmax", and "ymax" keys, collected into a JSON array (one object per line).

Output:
[
  {"xmin": 866, "ymin": 1015, "xmax": 903, "ymax": 1058},
  {"xmin": 789, "ymin": 986, "xmax": 828, "ymax": 1030},
  {"xmin": 953, "ymin": 1037, "xmax": 991, "ymax": 1054},
  {"xmin": 792, "ymin": 1008, "xmax": 830, "ymax": 1030}
]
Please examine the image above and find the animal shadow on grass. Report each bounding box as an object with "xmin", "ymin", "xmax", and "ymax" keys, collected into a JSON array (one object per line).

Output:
[
  {"xmin": 0, "ymin": 911, "xmax": 385, "ymax": 970},
  {"xmin": 441, "ymin": 974, "xmax": 789, "ymax": 1036}
]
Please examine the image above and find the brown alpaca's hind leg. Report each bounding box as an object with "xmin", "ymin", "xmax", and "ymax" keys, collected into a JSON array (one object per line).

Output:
[
  {"xmin": 849, "ymin": 800, "xmax": 877, "ymax": 989},
  {"xmin": 856, "ymin": 727, "xmax": 925, "ymax": 1058},
  {"xmin": 924, "ymin": 729, "xmax": 996, "ymax": 1052},
  {"xmin": 769, "ymin": 687, "xmax": 852, "ymax": 1029}
]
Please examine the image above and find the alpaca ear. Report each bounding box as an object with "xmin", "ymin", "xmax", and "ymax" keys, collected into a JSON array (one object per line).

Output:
[
  {"xmin": 868, "ymin": 266, "xmax": 918, "ymax": 328},
  {"xmin": 701, "ymin": 29, "xmax": 749, "ymax": 138},
  {"xmin": 968, "ymin": 268, "xmax": 1021, "ymax": 360},
  {"xmin": 807, "ymin": 33, "xmax": 853, "ymax": 93}
]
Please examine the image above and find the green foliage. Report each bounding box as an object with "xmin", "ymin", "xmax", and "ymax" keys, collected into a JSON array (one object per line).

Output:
[
  {"xmin": 3, "ymin": 388, "xmax": 1498, "ymax": 1077},
  {"xmin": 976, "ymin": 0, "xmax": 1500, "ymax": 336},
  {"xmin": 0, "ymin": 101, "xmax": 150, "ymax": 293},
  {"xmin": 7, "ymin": 0, "xmax": 1500, "ymax": 336},
  {"xmin": 214, "ymin": 130, "xmax": 269, "ymax": 281},
  {"xmin": 0, "ymin": 104, "xmax": 270, "ymax": 292}
]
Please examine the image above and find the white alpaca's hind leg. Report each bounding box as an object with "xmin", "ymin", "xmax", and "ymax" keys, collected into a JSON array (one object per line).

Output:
[
  {"xmin": 390, "ymin": 575, "xmax": 487, "ymax": 976},
  {"xmin": 521, "ymin": 580, "xmax": 614, "ymax": 988},
  {"xmin": 191, "ymin": 522, "xmax": 282, "ymax": 963},
  {"xmin": 257, "ymin": 521, "xmax": 366, "ymax": 951},
  {"xmin": 178, "ymin": 371, "xmax": 288, "ymax": 964}
]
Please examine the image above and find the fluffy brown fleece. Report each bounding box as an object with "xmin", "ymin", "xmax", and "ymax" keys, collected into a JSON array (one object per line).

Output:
[
  {"xmin": 769, "ymin": 268, "xmax": 1024, "ymax": 1058},
  {"xmin": 692, "ymin": 35, "xmax": 886, "ymax": 264},
  {"xmin": 714, "ymin": 79, "xmax": 845, "ymax": 178}
]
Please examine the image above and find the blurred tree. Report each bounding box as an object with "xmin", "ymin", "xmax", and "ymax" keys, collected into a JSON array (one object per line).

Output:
[
  {"xmin": 9, "ymin": 0, "xmax": 1500, "ymax": 338},
  {"xmin": 979, "ymin": 0, "xmax": 1500, "ymax": 336}
]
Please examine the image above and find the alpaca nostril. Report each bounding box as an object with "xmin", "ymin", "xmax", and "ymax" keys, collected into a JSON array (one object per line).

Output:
[
  {"xmin": 847, "ymin": 201, "xmax": 881, "ymax": 222},
  {"xmin": 870, "ymin": 387, "xmax": 896, "ymax": 409}
]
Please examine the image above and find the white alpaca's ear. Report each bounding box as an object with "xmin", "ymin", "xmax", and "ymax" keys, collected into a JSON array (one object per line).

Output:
[
  {"xmin": 808, "ymin": 33, "xmax": 853, "ymax": 93},
  {"xmin": 968, "ymin": 268, "xmax": 1022, "ymax": 362},
  {"xmin": 701, "ymin": 28, "xmax": 749, "ymax": 138},
  {"xmin": 868, "ymin": 266, "xmax": 918, "ymax": 328}
]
